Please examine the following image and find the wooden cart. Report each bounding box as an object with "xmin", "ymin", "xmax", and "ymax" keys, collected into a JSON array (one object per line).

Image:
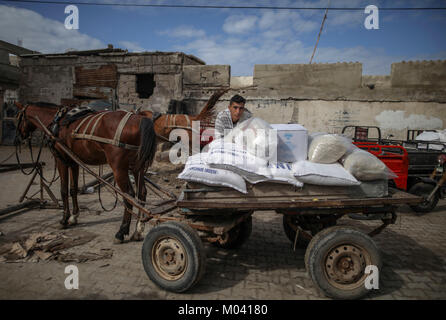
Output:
[
  {"xmin": 141, "ymin": 182, "xmax": 421, "ymax": 300},
  {"xmin": 30, "ymin": 116, "xmax": 423, "ymax": 299}
]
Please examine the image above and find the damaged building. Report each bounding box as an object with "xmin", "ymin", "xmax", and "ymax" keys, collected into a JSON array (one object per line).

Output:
[{"xmin": 1, "ymin": 40, "xmax": 446, "ymax": 144}]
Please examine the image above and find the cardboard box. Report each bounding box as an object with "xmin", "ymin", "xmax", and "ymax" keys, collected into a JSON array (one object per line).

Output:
[{"xmin": 271, "ymin": 124, "xmax": 308, "ymax": 163}]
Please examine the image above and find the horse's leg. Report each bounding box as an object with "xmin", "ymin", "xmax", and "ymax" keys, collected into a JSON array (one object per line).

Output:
[
  {"xmin": 57, "ymin": 159, "xmax": 70, "ymax": 228},
  {"xmin": 68, "ymin": 164, "xmax": 80, "ymax": 226},
  {"xmin": 113, "ymin": 168, "xmax": 135, "ymax": 244},
  {"xmin": 129, "ymin": 168, "xmax": 147, "ymax": 242}
]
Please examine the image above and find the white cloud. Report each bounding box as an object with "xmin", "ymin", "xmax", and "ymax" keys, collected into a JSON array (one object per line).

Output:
[
  {"xmin": 159, "ymin": 26, "xmax": 206, "ymax": 38},
  {"xmin": 178, "ymin": 33, "xmax": 446, "ymax": 76},
  {"xmin": 0, "ymin": 5, "xmax": 105, "ymax": 53},
  {"xmin": 259, "ymin": 10, "xmax": 319, "ymax": 34},
  {"xmin": 118, "ymin": 41, "xmax": 148, "ymax": 52},
  {"xmin": 223, "ymin": 15, "xmax": 258, "ymax": 34}
]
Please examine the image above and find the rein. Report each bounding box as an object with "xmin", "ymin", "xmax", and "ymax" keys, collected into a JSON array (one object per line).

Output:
[{"xmin": 14, "ymin": 105, "xmax": 45, "ymax": 176}]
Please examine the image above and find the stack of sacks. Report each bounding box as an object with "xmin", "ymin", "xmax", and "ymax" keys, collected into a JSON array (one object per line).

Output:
[
  {"xmin": 294, "ymin": 132, "xmax": 397, "ymax": 191},
  {"xmin": 178, "ymin": 120, "xmax": 396, "ymax": 193},
  {"xmin": 178, "ymin": 140, "xmax": 303, "ymax": 192},
  {"xmin": 292, "ymin": 133, "xmax": 359, "ymax": 186},
  {"xmin": 206, "ymin": 140, "xmax": 303, "ymax": 187}
]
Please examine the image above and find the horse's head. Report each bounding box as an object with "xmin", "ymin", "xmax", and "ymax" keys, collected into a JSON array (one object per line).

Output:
[{"xmin": 15, "ymin": 102, "xmax": 36, "ymax": 141}]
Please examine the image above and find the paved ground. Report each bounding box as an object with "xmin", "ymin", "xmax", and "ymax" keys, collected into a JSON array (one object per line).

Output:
[{"xmin": 0, "ymin": 146, "xmax": 445, "ymax": 300}]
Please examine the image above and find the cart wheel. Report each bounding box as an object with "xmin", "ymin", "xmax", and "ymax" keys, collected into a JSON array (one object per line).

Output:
[
  {"xmin": 282, "ymin": 216, "xmax": 310, "ymax": 249},
  {"xmin": 305, "ymin": 226, "xmax": 381, "ymax": 300},
  {"xmin": 408, "ymin": 182, "xmax": 439, "ymax": 214},
  {"xmin": 213, "ymin": 216, "xmax": 252, "ymax": 249},
  {"xmin": 141, "ymin": 221, "xmax": 206, "ymax": 293}
]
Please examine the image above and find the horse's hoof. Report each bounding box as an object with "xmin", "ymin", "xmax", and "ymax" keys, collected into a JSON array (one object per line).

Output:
[
  {"xmin": 58, "ymin": 221, "xmax": 68, "ymax": 229},
  {"xmin": 68, "ymin": 216, "xmax": 78, "ymax": 226},
  {"xmin": 114, "ymin": 232, "xmax": 125, "ymax": 244},
  {"xmin": 113, "ymin": 237, "xmax": 124, "ymax": 244},
  {"xmin": 130, "ymin": 233, "xmax": 143, "ymax": 242}
]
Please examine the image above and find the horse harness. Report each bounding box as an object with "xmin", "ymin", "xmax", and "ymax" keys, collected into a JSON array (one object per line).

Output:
[
  {"xmin": 42, "ymin": 106, "xmax": 139, "ymax": 151},
  {"xmin": 71, "ymin": 109, "xmax": 139, "ymax": 150}
]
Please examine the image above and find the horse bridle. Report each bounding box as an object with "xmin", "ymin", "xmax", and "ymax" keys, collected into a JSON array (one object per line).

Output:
[{"xmin": 15, "ymin": 104, "xmax": 29, "ymax": 142}]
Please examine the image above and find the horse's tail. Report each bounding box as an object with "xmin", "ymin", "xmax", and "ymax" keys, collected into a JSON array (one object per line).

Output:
[
  {"xmin": 196, "ymin": 88, "xmax": 229, "ymax": 121},
  {"xmin": 135, "ymin": 117, "xmax": 157, "ymax": 173}
]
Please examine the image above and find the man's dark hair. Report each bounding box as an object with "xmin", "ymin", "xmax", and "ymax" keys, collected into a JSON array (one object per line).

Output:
[{"xmin": 230, "ymin": 94, "xmax": 246, "ymax": 105}]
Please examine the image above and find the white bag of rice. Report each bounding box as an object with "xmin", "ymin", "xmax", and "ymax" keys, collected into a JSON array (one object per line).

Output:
[
  {"xmin": 292, "ymin": 160, "xmax": 360, "ymax": 186},
  {"xmin": 265, "ymin": 162, "xmax": 303, "ymax": 187},
  {"xmin": 342, "ymin": 149, "xmax": 397, "ymax": 181},
  {"xmin": 308, "ymin": 134, "xmax": 350, "ymax": 164}
]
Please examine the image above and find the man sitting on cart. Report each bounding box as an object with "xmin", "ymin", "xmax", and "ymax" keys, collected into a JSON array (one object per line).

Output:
[{"xmin": 214, "ymin": 94, "xmax": 252, "ymax": 139}]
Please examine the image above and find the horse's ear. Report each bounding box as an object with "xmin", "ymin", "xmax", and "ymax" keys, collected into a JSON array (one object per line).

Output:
[{"xmin": 15, "ymin": 102, "xmax": 24, "ymax": 110}]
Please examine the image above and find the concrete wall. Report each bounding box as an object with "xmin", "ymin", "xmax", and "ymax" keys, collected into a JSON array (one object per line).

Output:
[
  {"xmin": 186, "ymin": 60, "xmax": 446, "ymax": 139},
  {"xmin": 231, "ymin": 76, "xmax": 253, "ymax": 89},
  {"xmin": 391, "ymin": 60, "xmax": 446, "ymax": 88},
  {"xmin": 254, "ymin": 63, "xmax": 362, "ymax": 89}
]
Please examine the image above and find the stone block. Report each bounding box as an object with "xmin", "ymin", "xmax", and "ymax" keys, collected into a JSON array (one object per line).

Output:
[
  {"xmin": 183, "ymin": 65, "xmax": 230, "ymax": 86},
  {"xmin": 253, "ymin": 62, "xmax": 362, "ymax": 89},
  {"xmin": 153, "ymin": 64, "xmax": 181, "ymax": 74}
]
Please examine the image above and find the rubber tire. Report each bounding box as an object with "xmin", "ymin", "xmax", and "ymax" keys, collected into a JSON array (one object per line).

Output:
[
  {"xmin": 282, "ymin": 216, "xmax": 310, "ymax": 249},
  {"xmin": 305, "ymin": 226, "xmax": 382, "ymax": 300},
  {"xmin": 213, "ymin": 216, "xmax": 252, "ymax": 249},
  {"xmin": 409, "ymin": 182, "xmax": 439, "ymax": 214},
  {"xmin": 141, "ymin": 221, "xmax": 206, "ymax": 293}
]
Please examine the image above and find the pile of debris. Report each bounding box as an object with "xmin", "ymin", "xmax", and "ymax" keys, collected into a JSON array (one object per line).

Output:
[{"xmin": 0, "ymin": 230, "xmax": 113, "ymax": 263}]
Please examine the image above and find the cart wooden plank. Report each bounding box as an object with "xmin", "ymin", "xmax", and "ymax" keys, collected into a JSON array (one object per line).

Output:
[{"xmin": 177, "ymin": 182, "xmax": 421, "ymax": 210}]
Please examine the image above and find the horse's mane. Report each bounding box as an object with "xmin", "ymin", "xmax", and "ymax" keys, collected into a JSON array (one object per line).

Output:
[
  {"xmin": 195, "ymin": 88, "xmax": 229, "ymax": 124},
  {"xmin": 29, "ymin": 102, "xmax": 60, "ymax": 109}
]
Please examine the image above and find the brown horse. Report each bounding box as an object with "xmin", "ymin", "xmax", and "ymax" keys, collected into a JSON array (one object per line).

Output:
[
  {"xmin": 15, "ymin": 102, "xmax": 157, "ymax": 243},
  {"xmin": 138, "ymin": 89, "xmax": 228, "ymax": 152}
]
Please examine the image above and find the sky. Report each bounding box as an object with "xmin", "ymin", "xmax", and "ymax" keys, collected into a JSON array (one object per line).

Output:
[{"xmin": 0, "ymin": 0, "xmax": 445, "ymax": 76}]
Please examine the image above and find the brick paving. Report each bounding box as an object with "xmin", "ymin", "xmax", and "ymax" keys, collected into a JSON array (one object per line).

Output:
[{"xmin": 0, "ymin": 146, "xmax": 445, "ymax": 300}]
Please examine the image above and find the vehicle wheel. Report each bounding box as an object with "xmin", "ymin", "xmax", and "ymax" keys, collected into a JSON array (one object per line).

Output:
[
  {"xmin": 305, "ymin": 226, "xmax": 381, "ymax": 300},
  {"xmin": 282, "ymin": 216, "xmax": 310, "ymax": 249},
  {"xmin": 213, "ymin": 216, "xmax": 252, "ymax": 249},
  {"xmin": 408, "ymin": 182, "xmax": 439, "ymax": 214},
  {"xmin": 141, "ymin": 221, "xmax": 206, "ymax": 293}
]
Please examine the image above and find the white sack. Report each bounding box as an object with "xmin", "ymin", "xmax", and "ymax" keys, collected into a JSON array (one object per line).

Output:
[
  {"xmin": 415, "ymin": 130, "xmax": 446, "ymax": 151},
  {"xmin": 308, "ymin": 134, "xmax": 350, "ymax": 164},
  {"xmin": 185, "ymin": 152, "xmax": 209, "ymax": 168},
  {"xmin": 265, "ymin": 162, "xmax": 304, "ymax": 187},
  {"xmin": 224, "ymin": 117, "xmax": 278, "ymax": 161},
  {"xmin": 292, "ymin": 160, "xmax": 360, "ymax": 186},
  {"xmin": 342, "ymin": 149, "xmax": 397, "ymax": 181},
  {"xmin": 206, "ymin": 142, "xmax": 269, "ymax": 183},
  {"xmin": 416, "ymin": 131, "xmax": 440, "ymax": 141},
  {"xmin": 178, "ymin": 164, "xmax": 247, "ymax": 194}
]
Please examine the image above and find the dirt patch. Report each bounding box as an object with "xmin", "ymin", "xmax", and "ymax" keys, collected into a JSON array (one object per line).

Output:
[{"xmin": 0, "ymin": 229, "xmax": 113, "ymax": 263}]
